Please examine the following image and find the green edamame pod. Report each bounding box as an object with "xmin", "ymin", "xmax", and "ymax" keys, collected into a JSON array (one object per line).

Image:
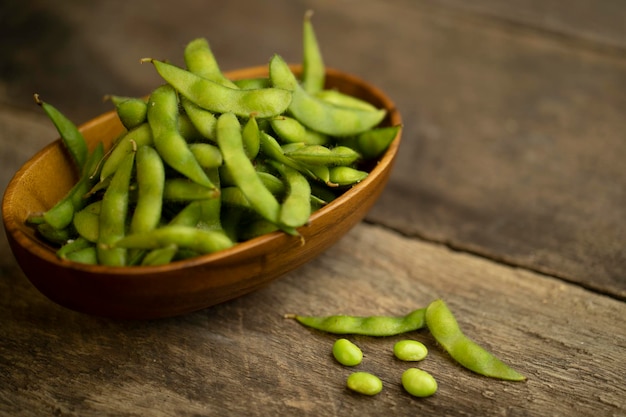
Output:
[
  {"xmin": 145, "ymin": 58, "xmax": 292, "ymax": 118},
  {"xmin": 270, "ymin": 116, "xmax": 329, "ymax": 145},
  {"xmin": 315, "ymin": 89, "xmax": 379, "ymax": 112},
  {"xmin": 425, "ymin": 299, "xmax": 526, "ymax": 381},
  {"xmin": 216, "ymin": 113, "xmax": 281, "ymax": 224},
  {"xmin": 56, "ymin": 236, "xmax": 93, "ymax": 260},
  {"xmin": 34, "ymin": 94, "xmax": 88, "ymax": 172},
  {"xmin": 107, "ymin": 95, "xmax": 148, "ymax": 130},
  {"xmin": 269, "ymin": 54, "xmax": 386, "ymax": 136},
  {"xmin": 242, "ymin": 116, "xmax": 261, "ymax": 159},
  {"xmin": 73, "ymin": 200, "xmax": 101, "ymax": 242},
  {"xmin": 351, "ymin": 125, "xmax": 401, "ymax": 159},
  {"xmin": 100, "ymin": 123, "xmax": 153, "ymax": 181},
  {"xmin": 270, "ymin": 162, "xmax": 311, "ymax": 229},
  {"xmin": 284, "ymin": 145, "xmax": 361, "ymax": 167},
  {"xmin": 43, "ymin": 142, "xmax": 105, "ymax": 230},
  {"xmin": 130, "ymin": 145, "xmax": 165, "ymax": 234},
  {"xmin": 147, "ymin": 84, "xmax": 217, "ymax": 191},
  {"xmin": 64, "ymin": 246, "xmax": 98, "ymax": 265},
  {"xmin": 97, "ymin": 151, "xmax": 135, "ymax": 266},
  {"xmin": 37, "ymin": 222, "xmax": 74, "ymax": 245},
  {"xmin": 183, "ymin": 37, "xmax": 239, "ymax": 89},
  {"xmin": 180, "ymin": 96, "xmax": 217, "ymax": 141},
  {"xmin": 113, "ymin": 225, "xmax": 233, "ymax": 254},
  {"xmin": 141, "ymin": 244, "xmax": 178, "ymax": 266},
  {"xmin": 328, "ymin": 166, "xmax": 368, "ymax": 186},
  {"xmin": 163, "ymin": 178, "xmax": 220, "ymax": 201},
  {"xmin": 285, "ymin": 308, "xmax": 427, "ymax": 336},
  {"xmin": 188, "ymin": 143, "xmax": 223, "ymax": 169},
  {"xmin": 302, "ymin": 10, "xmax": 325, "ymax": 94},
  {"xmin": 233, "ymin": 77, "xmax": 270, "ymax": 90}
]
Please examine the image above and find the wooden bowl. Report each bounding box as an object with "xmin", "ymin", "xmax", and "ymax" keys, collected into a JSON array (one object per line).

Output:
[{"xmin": 2, "ymin": 65, "xmax": 402, "ymax": 319}]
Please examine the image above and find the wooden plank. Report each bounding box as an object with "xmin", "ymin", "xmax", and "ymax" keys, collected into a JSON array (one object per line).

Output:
[{"xmin": 0, "ymin": 224, "xmax": 624, "ymax": 416}]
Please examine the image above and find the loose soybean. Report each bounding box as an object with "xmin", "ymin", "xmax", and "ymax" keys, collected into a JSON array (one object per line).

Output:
[
  {"xmin": 346, "ymin": 372, "xmax": 383, "ymax": 396},
  {"xmin": 332, "ymin": 338, "xmax": 363, "ymax": 366},
  {"xmin": 393, "ymin": 340, "xmax": 428, "ymax": 362},
  {"xmin": 401, "ymin": 368, "xmax": 438, "ymax": 398}
]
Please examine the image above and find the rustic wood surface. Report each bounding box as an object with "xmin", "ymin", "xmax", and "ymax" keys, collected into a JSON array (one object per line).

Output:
[{"xmin": 1, "ymin": 0, "xmax": 624, "ymax": 416}]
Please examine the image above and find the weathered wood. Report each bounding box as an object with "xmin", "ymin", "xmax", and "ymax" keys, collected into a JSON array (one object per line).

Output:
[{"xmin": 0, "ymin": 224, "xmax": 624, "ymax": 416}]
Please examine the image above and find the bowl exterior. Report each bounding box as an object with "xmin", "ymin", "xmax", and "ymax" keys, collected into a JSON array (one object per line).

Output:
[{"xmin": 2, "ymin": 65, "xmax": 402, "ymax": 319}]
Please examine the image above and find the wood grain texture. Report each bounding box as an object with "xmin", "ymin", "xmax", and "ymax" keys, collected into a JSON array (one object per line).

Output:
[{"xmin": 0, "ymin": 223, "xmax": 624, "ymax": 416}]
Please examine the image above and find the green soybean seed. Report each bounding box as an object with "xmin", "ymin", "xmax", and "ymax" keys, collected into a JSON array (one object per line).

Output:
[
  {"xmin": 147, "ymin": 84, "xmax": 216, "ymax": 190},
  {"xmin": 332, "ymin": 338, "xmax": 363, "ymax": 366},
  {"xmin": 346, "ymin": 372, "xmax": 383, "ymax": 396},
  {"xmin": 145, "ymin": 58, "xmax": 292, "ymax": 118},
  {"xmin": 393, "ymin": 340, "xmax": 428, "ymax": 362},
  {"xmin": 425, "ymin": 299, "xmax": 526, "ymax": 381},
  {"xmin": 34, "ymin": 94, "xmax": 88, "ymax": 172},
  {"xmin": 269, "ymin": 54, "xmax": 386, "ymax": 136},
  {"xmin": 401, "ymin": 368, "xmax": 438, "ymax": 398},
  {"xmin": 285, "ymin": 308, "xmax": 426, "ymax": 336}
]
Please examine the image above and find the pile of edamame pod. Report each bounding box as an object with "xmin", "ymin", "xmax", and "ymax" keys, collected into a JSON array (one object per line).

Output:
[
  {"xmin": 286, "ymin": 299, "xmax": 526, "ymax": 398},
  {"xmin": 28, "ymin": 12, "xmax": 400, "ymax": 266}
]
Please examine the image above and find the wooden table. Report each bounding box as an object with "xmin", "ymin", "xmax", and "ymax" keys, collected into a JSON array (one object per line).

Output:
[{"xmin": 1, "ymin": 1, "xmax": 624, "ymax": 415}]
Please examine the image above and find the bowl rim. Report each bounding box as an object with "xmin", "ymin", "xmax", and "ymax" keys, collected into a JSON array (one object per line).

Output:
[{"xmin": 2, "ymin": 64, "xmax": 402, "ymax": 276}]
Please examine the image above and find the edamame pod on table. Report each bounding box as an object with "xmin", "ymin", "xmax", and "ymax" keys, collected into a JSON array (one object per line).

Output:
[
  {"xmin": 147, "ymin": 84, "xmax": 217, "ymax": 191},
  {"xmin": 425, "ymin": 299, "xmax": 526, "ymax": 381},
  {"xmin": 285, "ymin": 308, "xmax": 427, "ymax": 336},
  {"xmin": 144, "ymin": 58, "xmax": 292, "ymax": 118},
  {"xmin": 269, "ymin": 54, "xmax": 386, "ymax": 136},
  {"xmin": 34, "ymin": 94, "xmax": 88, "ymax": 172}
]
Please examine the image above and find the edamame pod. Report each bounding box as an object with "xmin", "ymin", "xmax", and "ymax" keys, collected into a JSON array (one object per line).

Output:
[
  {"xmin": 328, "ymin": 166, "xmax": 368, "ymax": 186},
  {"xmin": 113, "ymin": 225, "xmax": 234, "ymax": 254},
  {"xmin": 130, "ymin": 145, "xmax": 165, "ymax": 234},
  {"xmin": 147, "ymin": 84, "xmax": 217, "ymax": 191},
  {"xmin": 425, "ymin": 299, "xmax": 526, "ymax": 381},
  {"xmin": 43, "ymin": 142, "xmax": 105, "ymax": 230},
  {"xmin": 270, "ymin": 116, "xmax": 329, "ymax": 145},
  {"xmin": 180, "ymin": 96, "xmax": 217, "ymax": 141},
  {"xmin": 145, "ymin": 58, "xmax": 292, "ymax": 118},
  {"xmin": 270, "ymin": 162, "xmax": 311, "ymax": 229},
  {"xmin": 301, "ymin": 10, "xmax": 325, "ymax": 94},
  {"xmin": 183, "ymin": 37, "xmax": 239, "ymax": 88},
  {"xmin": 73, "ymin": 200, "xmax": 101, "ymax": 242},
  {"xmin": 97, "ymin": 151, "xmax": 135, "ymax": 266},
  {"xmin": 163, "ymin": 178, "xmax": 220, "ymax": 201},
  {"xmin": 34, "ymin": 94, "xmax": 88, "ymax": 172},
  {"xmin": 285, "ymin": 308, "xmax": 427, "ymax": 336},
  {"xmin": 242, "ymin": 116, "xmax": 261, "ymax": 159},
  {"xmin": 284, "ymin": 145, "xmax": 361, "ymax": 167},
  {"xmin": 188, "ymin": 143, "xmax": 223, "ymax": 169},
  {"xmin": 100, "ymin": 123, "xmax": 153, "ymax": 181},
  {"xmin": 216, "ymin": 113, "xmax": 281, "ymax": 225},
  {"xmin": 107, "ymin": 95, "xmax": 148, "ymax": 130},
  {"xmin": 269, "ymin": 54, "xmax": 386, "ymax": 136}
]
